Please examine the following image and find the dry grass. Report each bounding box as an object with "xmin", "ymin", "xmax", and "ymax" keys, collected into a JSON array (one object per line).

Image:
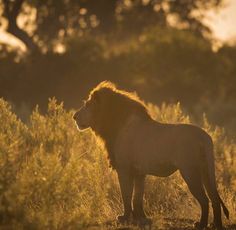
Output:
[{"xmin": 0, "ymin": 98, "xmax": 235, "ymax": 229}]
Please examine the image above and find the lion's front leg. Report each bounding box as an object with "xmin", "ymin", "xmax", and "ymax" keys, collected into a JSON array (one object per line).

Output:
[
  {"xmin": 133, "ymin": 175, "xmax": 146, "ymax": 218},
  {"xmin": 117, "ymin": 171, "xmax": 134, "ymax": 224},
  {"xmin": 133, "ymin": 175, "xmax": 152, "ymax": 226}
]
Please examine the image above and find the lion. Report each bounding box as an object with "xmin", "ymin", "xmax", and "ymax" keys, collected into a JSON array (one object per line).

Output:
[{"xmin": 73, "ymin": 81, "xmax": 229, "ymax": 230}]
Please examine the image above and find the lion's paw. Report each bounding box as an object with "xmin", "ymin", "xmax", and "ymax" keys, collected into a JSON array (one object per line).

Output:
[
  {"xmin": 194, "ymin": 222, "xmax": 208, "ymax": 230},
  {"xmin": 117, "ymin": 214, "xmax": 131, "ymax": 225},
  {"xmin": 209, "ymin": 223, "xmax": 225, "ymax": 230},
  {"xmin": 133, "ymin": 217, "xmax": 152, "ymax": 229}
]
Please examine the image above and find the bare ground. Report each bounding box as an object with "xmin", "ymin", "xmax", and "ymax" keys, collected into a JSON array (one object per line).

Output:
[{"xmin": 86, "ymin": 218, "xmax": 236, "ymax": 230}]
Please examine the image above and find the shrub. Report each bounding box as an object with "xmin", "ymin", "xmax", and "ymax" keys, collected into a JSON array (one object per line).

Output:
[{"xmin": 0, "ymin": 98, "xmax": 235, "ymax": 229}]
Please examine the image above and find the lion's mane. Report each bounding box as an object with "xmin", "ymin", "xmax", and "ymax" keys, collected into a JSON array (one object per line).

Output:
[{"xmin": 87, "ymin": 81, "xmax": 151, "ymax": 168}]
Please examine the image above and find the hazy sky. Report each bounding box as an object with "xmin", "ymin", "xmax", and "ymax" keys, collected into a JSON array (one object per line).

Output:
[
  {"xmin": 205, "ymin": 0, "xmax": 236, "ymax": 42},
  {"xmin": 0, "ymin": 0, "xmax": 236, "ymax": 50}
]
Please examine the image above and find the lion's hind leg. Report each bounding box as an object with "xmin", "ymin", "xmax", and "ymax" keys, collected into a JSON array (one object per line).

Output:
[
  {"xmin": 202, "ymin": 173, "xmax": 225, "ymax": 230},
  {"xmin": 179, "ymin": 167, "xmax": 209, "ymax": 230}
]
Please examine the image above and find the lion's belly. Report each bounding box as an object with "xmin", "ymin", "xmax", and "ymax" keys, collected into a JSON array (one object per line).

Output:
[
  {"xmin": 132, "ymin": 130, "xmax": 179, "ymax": 177},
  {"xmin": 147, "ymin": 162, "xmax": 178, "ymax": 177},
  {"xmin": 134, "ymin": 158, "xmax": 178, "ymax": 177}
]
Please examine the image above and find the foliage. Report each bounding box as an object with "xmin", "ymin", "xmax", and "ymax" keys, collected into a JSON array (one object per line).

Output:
[
  {"xmin": 1, "ymin": 27, "xmax": 236, "ymax": 132},
  {"xmin": 0, "ymin": 98, "xmax": 235, "ymax": 229},
  {"xmin": 0, "ymin": 0, "xmax": 224, "ymax": 51}
]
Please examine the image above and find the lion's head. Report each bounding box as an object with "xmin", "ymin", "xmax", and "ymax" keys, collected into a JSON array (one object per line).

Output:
[
  {"xmin": 73, "ymin": 81, "xmax": 149, "ymax": 131},
  {"xmin": 73, "ymin": 81, "xmax": 151, "ymax": 167},
  {"xmin": 73, "ymin": 81, "xmax": 117, "ymax": 131}
]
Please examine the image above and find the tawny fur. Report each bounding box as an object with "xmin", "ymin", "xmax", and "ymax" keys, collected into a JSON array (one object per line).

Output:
[{"xmin": 74, "ymin": 81, "xmax": 229, "ymax": 230}]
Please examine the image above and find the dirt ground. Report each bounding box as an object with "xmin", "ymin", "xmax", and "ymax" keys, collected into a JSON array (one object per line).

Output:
[{"xmin": 87, "ymin": 218, "xmax": 236, "ymax": 230}]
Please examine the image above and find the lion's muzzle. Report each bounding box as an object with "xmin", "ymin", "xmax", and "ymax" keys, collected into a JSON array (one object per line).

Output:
[{"xmin": 73, "ymin": 108, "xmax": 91, "ymax": 130}]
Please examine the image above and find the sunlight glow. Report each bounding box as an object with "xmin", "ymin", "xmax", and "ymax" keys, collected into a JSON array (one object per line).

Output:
[
  {"xmin": 204, "ymin": 0, "xmax": 236, "ymax": 43},
  {"xmin": 0, "ymin": 29, "xmax": 26, "ymax": 51}
]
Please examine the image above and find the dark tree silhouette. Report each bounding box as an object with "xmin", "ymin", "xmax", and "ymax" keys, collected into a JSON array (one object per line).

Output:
[
  {"xmin": 0, "ymin": 0, "xmax": 224, "ymax": 52},
  {"xmin": 2, "ymin": 0, "xmax": 37, "ymax": 51}
]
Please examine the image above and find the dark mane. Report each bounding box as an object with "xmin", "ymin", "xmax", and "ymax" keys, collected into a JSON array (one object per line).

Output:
[
  {"xmin": 87, "ymin": 81, "xmax": 151, "ymax": 168},
  {"xmin": 89, "ymin": 81, "xmax": 147, "ymax": 108}
]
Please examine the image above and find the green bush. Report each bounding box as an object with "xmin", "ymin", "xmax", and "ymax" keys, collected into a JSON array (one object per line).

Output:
[{"xmin": 0, "ymin": 98, "xmax": 235, "ymax": 229}]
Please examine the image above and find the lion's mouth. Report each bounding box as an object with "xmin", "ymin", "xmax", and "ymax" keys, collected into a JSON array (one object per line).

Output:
[{"xmin": 75, "ymin": 122, "xmax": 88, "ymax": 130}]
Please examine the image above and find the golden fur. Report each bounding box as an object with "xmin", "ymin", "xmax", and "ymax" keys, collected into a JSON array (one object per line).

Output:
[{"xmin": 73, "ymin": 81, "xmax": 229, "ymax": 229}]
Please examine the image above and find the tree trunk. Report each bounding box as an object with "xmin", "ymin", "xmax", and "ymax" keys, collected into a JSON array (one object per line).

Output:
[{"xmin": 3, "ymin": 0, "xmax": 38, "ymax": 52}]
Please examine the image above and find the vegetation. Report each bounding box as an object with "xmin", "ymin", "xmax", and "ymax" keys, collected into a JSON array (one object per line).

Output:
[
  {"xmin": 1, "ymin": 26, "xmax": 236, "ymax": 132},
  {"xmin": 0, "ymin": 0, "xmax": 223, "ymax": 51},
  {"xmin": 0, "ymin": 1, "xmax": 236, "ymax": 228},
  {"xmin": 1, "ymin": 0, "xmax": 236, "ymax": 131},
  {"xmin": 0, "ymin": 98, "xmax": 235, "ymax": 229}
]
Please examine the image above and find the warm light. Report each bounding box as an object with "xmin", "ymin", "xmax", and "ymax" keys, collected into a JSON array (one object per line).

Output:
[
  {"xmin": 0, "ymin": 29, "xmax": 26, "ymax": 51},
  {"xmin": 1, "ymin": 0, "xmax": 236, "ymax": 51},
  {"xmin": 204, "ymin": 0, "xmax": 236, "ymax": 42}
]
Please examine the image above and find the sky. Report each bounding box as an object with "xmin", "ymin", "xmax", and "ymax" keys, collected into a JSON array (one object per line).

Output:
[
  {"xmin": 0, "ymin": 0, "xmax": 236, "ymax": 50},
  {"xmin": 205, "ymin": 0, "xmax": 236, "ymax": 43}
]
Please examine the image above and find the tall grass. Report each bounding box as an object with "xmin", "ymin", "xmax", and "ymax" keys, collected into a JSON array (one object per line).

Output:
[{"xmin": 0, "ymin": 98, "xmax": 235, "ymax": 229}]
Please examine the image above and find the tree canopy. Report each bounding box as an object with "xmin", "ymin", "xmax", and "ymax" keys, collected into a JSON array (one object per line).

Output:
[
  {"xmin": 1, "ymin": 0, "xmax": 236, "ymax": 132},
  {"xmin": 0, "ymin": 0, "xmax": 223, "ymax": 52}
]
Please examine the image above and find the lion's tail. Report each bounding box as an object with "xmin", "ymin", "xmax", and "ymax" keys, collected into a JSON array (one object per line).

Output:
[{"xmin": 201, "ymin": 137, "xmax": 229, "ymax": 219}]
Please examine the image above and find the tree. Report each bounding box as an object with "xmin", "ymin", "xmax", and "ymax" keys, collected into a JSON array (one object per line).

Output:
[
  {"xmin": 119, "ymin": 0, "xmax": 223, "ymax": 36},
  {"xmin": 0, "ymin": 0, "xmax": 224, "ymax": 52},
  {"xmin": 1, "ymin": 0, "xmax": 37, "ymax": 51}
]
